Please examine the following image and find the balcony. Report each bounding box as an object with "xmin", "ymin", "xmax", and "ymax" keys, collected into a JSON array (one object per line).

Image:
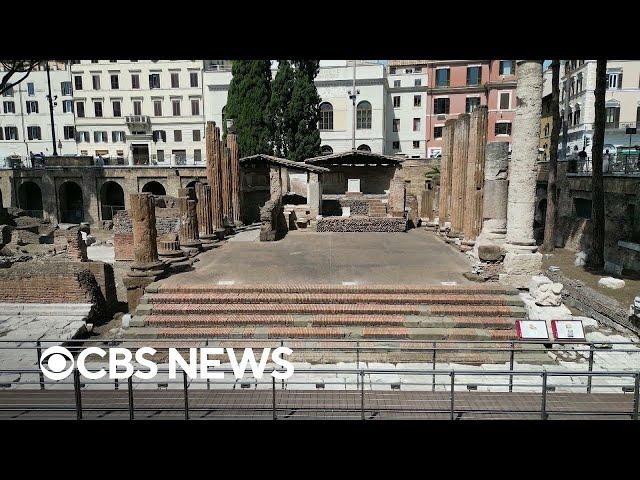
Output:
[
  {"xmin": 125, "ymin": 115, "xmax": 151, "ymax": 130},
  {"xmin": 566, "ymin": 152, "xmax": 640, "ymax": 176}
]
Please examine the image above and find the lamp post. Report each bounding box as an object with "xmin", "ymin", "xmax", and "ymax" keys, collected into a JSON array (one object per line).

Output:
[
  {"xmin": 45, "ymin": 61, "xmax": 58, "ymax": 156},
  {"xmin": 348, "ymin": 60, "xmax": 360, "ymax": 150},
  {"xmin": 626, "ymin": 126, "xmax": 637, "ymax": 173}
]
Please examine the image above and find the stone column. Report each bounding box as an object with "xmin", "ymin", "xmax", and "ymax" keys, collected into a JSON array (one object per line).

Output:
[
  {"xmin": 130, "ymin": 193, "xmax": 162, "ymax": 270},
  {"xmin": 448, "ymin": 114, "xmax": 470, "ymax": 238},
  {"xmin": 481, "ymin": 142, "xmax": 510, "ymax": 241},
  {"xmin": 270, "ymin": 165, "xmax": 282, "ymax": 200},
  {"xmin": 206, "ymin": 122, "xmax": 225, "ymax": 235},
  {"xmin": 219, "ymin": 144, "xmax": 233, "ymax": 226},
  {"xmin": 178, "ymin": 187, "xmax": 202, "ymax": 252},
  {"xmin": 438, "ymin": 118, "xmax": 456, "ymax": 232},
  {"xmin": 307, "ymin": 171, "xmax": 322, "ymax": 218},
  {"xmin": 194, "ymin": 182, "xmax": 215, "ymax": 241},
  {"xmin": 462, "ymin": 106, "xmax": 488, "ymax": 244},
  {"xmin": 502, "ymin": 60, "xmax": 544, "ymax": 287},
  {"xmin": 227, "ymin": 133, "xmax": 241, "ymax": 225}
]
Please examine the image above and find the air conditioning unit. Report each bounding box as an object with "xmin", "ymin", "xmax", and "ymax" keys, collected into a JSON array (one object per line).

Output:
[{"xmin": 437, "ymin": 114, "xmax": 446, "ymax": 121}]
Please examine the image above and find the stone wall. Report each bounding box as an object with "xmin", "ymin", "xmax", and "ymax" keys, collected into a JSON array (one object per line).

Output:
[
  {"xmin": 316, "ymin": 216, "xmax": 406, "ymax": 232},
  {"xmin": 259, "ymin": 198, "xmax": 287, "ymax": 241}
]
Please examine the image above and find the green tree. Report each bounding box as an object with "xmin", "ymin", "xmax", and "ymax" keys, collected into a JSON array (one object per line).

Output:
[
  {"xmin": 287, "ymin": 60, "xmax": 321, "ymax": 162},
  {"xmin": 224, "ymin": 60, "xmax": 273, "ymax": 157},
  {"xmin": 268, "ymin": 60, "xmax": 295, "ymax": 158}
]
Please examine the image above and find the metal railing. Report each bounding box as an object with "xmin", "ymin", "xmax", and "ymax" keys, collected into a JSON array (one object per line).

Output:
[
  {"xmin": 567, "ymin": 153, "xmax": 640, "ymax": 175},
  {"xmin": 0, "ymin": 338, "xmax": 639, "ymax": 419}
]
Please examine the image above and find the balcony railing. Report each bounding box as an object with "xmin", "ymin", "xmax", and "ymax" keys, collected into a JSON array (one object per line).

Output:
[{"xmin": 566, "ymin": 153, "xmax": 640, "ymax": 175}]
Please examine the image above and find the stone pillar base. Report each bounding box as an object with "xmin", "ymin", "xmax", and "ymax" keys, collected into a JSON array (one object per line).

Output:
[{"xmin": 499, "ymin": 251, "xmax": 543, "ymax": 288}]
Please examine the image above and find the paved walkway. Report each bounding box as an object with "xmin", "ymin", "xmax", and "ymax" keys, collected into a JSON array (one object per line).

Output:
[{"xmin": 161, "ymin": 229, "xmax": 473, "ymax": 287}]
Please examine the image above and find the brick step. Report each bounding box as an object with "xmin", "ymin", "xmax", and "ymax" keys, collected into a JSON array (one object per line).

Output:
[
  {"xmin": 152, "ymin": 284, "xmax": 520, "ymax": 296},
  {"xmin": 144, "ymin": 292, "xmax": 522, "ymax": 306},
  {"xmin": 150, "ymin": 326, "xmax": 516, "ymax": 340},
  {"xmin": 143, "ymin": 314, "xmax": 516, "ymax": 329}
]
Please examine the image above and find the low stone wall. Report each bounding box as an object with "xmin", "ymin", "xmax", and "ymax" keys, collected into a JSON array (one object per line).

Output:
[
  {"xmin": 316, "ymin": 216, "xmax": 406, "ymax": 233},
  {"xmin": 113, "ymin": 208, "xmax": 180, "ymax": 261}
]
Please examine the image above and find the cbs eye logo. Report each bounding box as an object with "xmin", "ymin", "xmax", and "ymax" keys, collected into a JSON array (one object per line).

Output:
[{"xmin": 40, "ymin": 346, "xmax": 75, "ymax": 380}]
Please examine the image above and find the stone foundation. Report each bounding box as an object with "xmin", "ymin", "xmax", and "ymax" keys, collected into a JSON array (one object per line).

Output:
[{"xmin": 316, "ymin": 216, "xmax": 406, "ymax": 232}]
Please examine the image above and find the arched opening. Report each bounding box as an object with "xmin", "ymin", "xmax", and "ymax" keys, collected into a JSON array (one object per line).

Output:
[
  {"xmin": 321, "ymin": 145, "xmax": 333, "ymax": 155},
  {"xmin": 186, "ymin": 180, "xmax": 198, "ymax": 189},
  {"xmin": 319, "ymin": 102, "xmax": 333, "ymax": 131},
  {"xmin": 18, "ymin": 181, "xmax": 43, "ymax": 218},
  {"xmin": 357, "ymin": 144, "xmax": 371, "ymax": 152},
  {"xmin": 59, "ymin": 181, "xmax": 84, "ymax": 224},
  {"xmin": 356, "ymin": 101, "xmax": 372, "ymax": 129},
  {"xmin": 100, "ymin": 181, "xmax": 125, "ymax": 221},
  {"xmin": 141, "ymin": 181, "xmax": 166, "ymax": 196}
]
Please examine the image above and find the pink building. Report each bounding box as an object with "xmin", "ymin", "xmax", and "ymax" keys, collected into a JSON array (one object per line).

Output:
[{"xmin": 419, "ymin": 60, "xmax": 517, "ymax": 157}]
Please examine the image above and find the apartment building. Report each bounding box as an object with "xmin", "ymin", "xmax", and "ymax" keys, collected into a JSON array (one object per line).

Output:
[
  {"xmin": 71, "ymin": 60, "xmax": 205, "ymax": 165},
  {"xmin": 0, "ymin": 61, "xmax": 76, "ymax": 160},
  {"xmin": 560, "ymin": 60, "xmax": 640, "ymax": 157}
]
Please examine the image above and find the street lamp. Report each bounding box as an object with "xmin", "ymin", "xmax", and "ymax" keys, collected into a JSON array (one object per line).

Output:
[
  {"xmin": 626, "ymin": 126, "xmax": 637, "ymax": 173},
  {"xmin": 45, "ymin": 61, "xmax": 58, "ymax": 156}
]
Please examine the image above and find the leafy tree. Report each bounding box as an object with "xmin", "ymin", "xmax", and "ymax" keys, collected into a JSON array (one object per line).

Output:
[
  {"xmin": 1, "ymin": 60, "xmax": 43, "ymax": 95},
  {"xmin": 268, "ymin": 60, "xmax": 295, "ymax": 158},
  {"xmin": 287, "ymin": 60, "xmax": 321, "ymax": 161},
  {"xmin": 224, "ymin": 60, "xmax": 273, "ymax": 157}
]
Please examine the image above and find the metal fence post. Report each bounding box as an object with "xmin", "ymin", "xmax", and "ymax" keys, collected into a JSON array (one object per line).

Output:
[
  {"xmin": 541, "ymin": 372, "xmax": 548, "ymax": 420},
  {"xmin": 205, "ymin": 339, "xmax": 211, "ymax": 390},
  {"xmin": 587, "ymin": 344, "xmax": 594, "ymax": 394},
  {"xmin": 183, "ymin": 371, "xmax": 190, "ymax": 420},
  {"xmin": 36, "ymin": 341, "xmax": 45, "ymax": 390},
  {"xmin": 73, "ymin": 368, "xmax": 82, "ymax": 420},
  {"xmin": 356, "ymin": 341, "xmax": 360, "ymax": 389},
  {"xmin": 432, "ymin": 342, "xmax": 437, "ymax": 392},
  {"xmin": 450, "ymin": 371, "xmax": 455, "ymax": 420},
  {"xmin": 281, "ymin": 340, "xmax": 285, "ymax": 390},
  {"xmin": 633, "ymin": 373, "xmax": 640, "ymax": 421},
  {"xmin": 128, "ymin": 376, "xmax": 134, "ymax": 420},
  {"xmin": 114, "ymin": 378, "xmax": 119, "ymax": 391},
  {"xmin": 360, "ymin": 369, "xmax": 365, "ymax": 421},
  {"xmin": 272, "ymin": 377, "xmax": 277, "ymax": 420},
  {"xmin": 509, "ymin": 341, "xmax": 515, "ymax": 393}
]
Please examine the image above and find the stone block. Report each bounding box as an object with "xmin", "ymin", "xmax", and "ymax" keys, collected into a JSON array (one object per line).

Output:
[
  {"xmin": 604, "ymin": 261, "xmax": 623, "ymax": 276},
  {"xmin": 477, "ymin": 243, "xmax": 505, "ymax": 262},
  {"xmin": 598, "ymin": 277, "xmax": 625, "ymax": 289},
  {"xmin": 503, "ymin": 252, "xmax": 542, "ymax": 276},
  {"xmin": 520, "ymin": 292, "xmax": 573, "ymax": 321},
  {"xmin": 529, "ymin": 275, "xmax": 563, "ymax": 306}
]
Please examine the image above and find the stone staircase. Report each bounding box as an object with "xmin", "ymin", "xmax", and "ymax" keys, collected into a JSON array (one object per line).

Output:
[{"xmin": 130, "ymin": 284, "xmax": 525, "ymax": 342}]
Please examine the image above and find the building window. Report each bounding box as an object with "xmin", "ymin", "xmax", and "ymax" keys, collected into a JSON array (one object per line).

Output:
[
  {"xmin": 392, "ymin": 119, "xmax": 400, "ymax": 132},
  {"xmin": 413, "ymin": 140, "xmax": 420, "ymax": 149},
  {"xmin": 4, "ymin": 126, "xmax": 18, "ymax": 140},
  {"xmin": 63, "ymin": 126, "xmax": 75, "ymax": 140},
  {"xmin": 3, "ymin": 101, "xmax": 15, "ymax": 113},
  {"xmin": 607, "ymin": 72, "xmax": 622, "ymax": 89},
  {"xmin": 27, "ymin": 126, "xmax": 41, "ymax": 140},
  {"xmin": 466, "ymin": 96, "xmax": 481, "ymax": 113},
  {"xmin": 393, "ymin": 80, "xmax": 401, "ymax": 87},
  {"xmin": 193, "ymin": 129, "xmax": 201, "ymax": 141},
  {"xmin": 174, "ymin": 130, "xmax": 182, "ymax": 142},
  {"xmin": 149, "ymin": 73, "xmax": 160, "ymax": 89},
  {"xmin": 172, "ymin": 100, "xmax": 181, "ymax": 116},
  {"xmin": 435, "ymin": 68, "xmax": 450, "ymax": 87},
  {"xmin": 112, "ymin": 101, "xmax": 121, "ymax": 117},
  {"xmin": 61, "ymin": 81, "xmax": 72, "ymax": 96},
  {"xmin": 414, "ymin": 95, "xmax": 422, "ymax": 107},
  {"xmin": 157, "ymin": 150, "xmax": 164, "ymax": 162},
  {"xmin": 190, "ymin": 72, "xmax": 198, "ymax": 87},
  {"xmin": 390, "ymin": 67, "xmax": 396, "ymax": 74},
  {"xmin": 111, "ymin": 131, "xmax": 125, "ymax": 142},
  {"xmin": 574, "ymin": 106, "xmax": 581, "ymax": 126},
  {"xmin": 393, "ymin": 96, "xmax": 401, "ymax": 108},
  {"xmin": 319, "ymin": 102, "xmax": 333, "ymax": 130},
  {"xmin": 26, "ymin": 101, "xmax": 38, "ymax": 114},
  {"xmin": 466, "ymin": 66, "xmax": 481, "ymax": 86},
  {"xmin": 76, "ymin": 101, "xmax": 85, "ymax": 118},
  {"xmin": 63, "ymin": 100, "xmax": 73, "ymax": 113},
  {"xmin": 92, "ymin": 75, "xmax": 101, "ymax": 90},
  {"xmin": 171, "ymin": 72, "xmax": 180, "ymax": 88},
  {"xmin": 392, "ymin": 141, "xmax": 400, "ymax": 150},
  {"xmin": 194, "ymin": 149, "xmax": 202, "ymax": 162},
  {"xmin": 94, "ymin": 101, "xmax": 103, "ymax": 117},
  {"xmin": 499, "ymin": 60, "xmax": 514, "ymax": 76},
  {"xmin": 433, "ymin": 126, "xmax": 443, "ymax": 139},
  {"xmin": 414, "ymin": 79, "xmax": 422, "ymax": 87},
  {"xmin": 576, "ymin": 73, "xmax": 583, "ymax": 93},
  {"xmin": 495, "ymin": 121, "xmax": 512, "ymax": 136},
  {"xmin": 320, "ymin": 145, "xmax": 333, "ymax": 155},
  {"xmin": 133, "ymin": 100, "xmax": 142, "ymax": 116},
  {"xmin": 498, "ymin": 92, "xmax": 511, "ymax": 110},
  {"xmin": 544, "ymin": 124, "xmax": 550, "ymax": 136},
  {"xmin": 27, "ymin": 82, "xmax": 35, "ymax": 96},
  {"xmin": 131, "ymin": 74, "xmax": 140, "ymax": 89},
  {"xmin": 605, "ymin": 106, "xmax": 620, "ymax": 128},
  {"xmin": 413, "ymin": 118, "xmax": 421, "ymax": 131},
  {"xmin": 153, "ymin": 130, "xmax": 167, "ymax": 142},
  {"xmin": 574, "ymin": 198, "xmax": 592, "ymax": 219},
  {"xmin": 356, "ymin": 101, "xmax": 371, "ymax": 129},
  {"xmin": 93, "ymin": 131, "xmax": 108, "ymax": 142},
  {"xmin": 74, "ymin": 76, "xmax": 83, "ymax": 90},
  {"xmin": 191, "ymin": 99, "xmax": 200, "ymax": 116},
  {"xmin": 110, "ymin": 74, "xmax": 119, "ymax": 90},
  {"xmin": 357, "ymin": 144, "xmax": 371, "ymax": 152},
  {"xmin": 153, "ymin": 100, "xmax": 162, "ymax": 116},
  {"xmin": 433, "ymin": 97, "xmax": 450, "ymax": 115}
]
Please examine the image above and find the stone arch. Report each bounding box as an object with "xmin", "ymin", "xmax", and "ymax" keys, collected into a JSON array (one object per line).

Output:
[
  {"xmin": 100, "ymin": 181, "xmax": 125, "ymax": 220},
  {"xmin": 319, "ymin": 102, "xmax": 333, "ymax": 130},
  {"xmin": 141, "ymin": 180, "xmax": 166, "ymax": 196},
  {"xmin": 59, "ymin": 181, "xmax": 84, "ymax": 223},
  {"xmin": 321, "ymin": 145, "xmax": 333, "ymax": 155},
  {"xmin": 357, "ymin": 144, "xmax": 371, "ymax": 152},
  {"xmin": 185, "ymin": 180, "xmax": 198, "ymax": 189},
  {"xmin": 18, "ymin": 181, "xmax": 43, "ymax": 218}
]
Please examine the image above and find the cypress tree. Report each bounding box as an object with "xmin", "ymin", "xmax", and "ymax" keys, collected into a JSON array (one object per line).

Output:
[
  {"xmin": 224, "ymin": 60, "xmax": 273, "ymax": 157},
  {"xmin": 288, "ymin": 60, "xmax": 321, "ymax": 162},
  {"xmin": 268, "ymin": 60, "xmax": 295, "ymax": 158}
]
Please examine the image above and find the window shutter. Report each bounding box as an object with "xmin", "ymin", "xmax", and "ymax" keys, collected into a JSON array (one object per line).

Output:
[{"xmin": 618, "ymin": 73, "xmax": 623, "ymax": 89}]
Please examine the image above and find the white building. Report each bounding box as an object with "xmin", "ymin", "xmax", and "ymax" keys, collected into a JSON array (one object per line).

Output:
[
  {"xmin": 0, "ymin": 61, "xmax": 76, "ymax": 161},
  {"xmin": 70, "ymin": 60, "xmax": 205, "ymax": 165},
  {"xmin": 386, "ymin": 63, "xmax": 427, "ymax": 157},
  {"xmin": 559, "ymin": 60, "xmax": 640, "ymax": 157},
  {"xmin": 203, "ymin": 60, "xmax": 388, "ymax": 156}
]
